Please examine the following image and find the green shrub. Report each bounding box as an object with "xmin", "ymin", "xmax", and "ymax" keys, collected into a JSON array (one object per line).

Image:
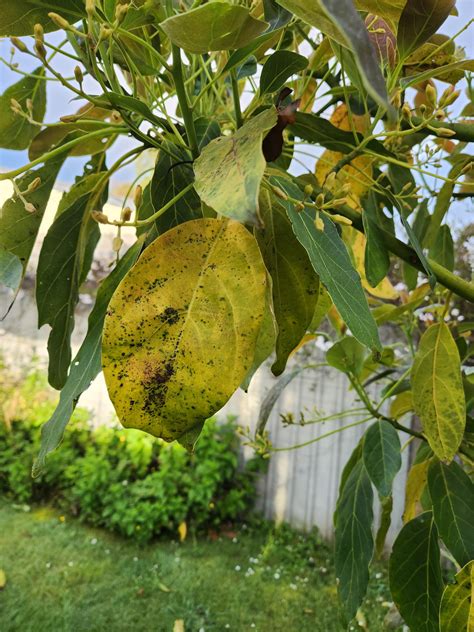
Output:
[{"xmin": 0, "ymin": 371, "xmax": 265, "ymax": 542}]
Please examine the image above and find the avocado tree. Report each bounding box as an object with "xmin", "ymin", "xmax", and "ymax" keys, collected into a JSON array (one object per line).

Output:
[{"xmin": 0, "ymin": 0, "xmax": 473, "ymax": 629}]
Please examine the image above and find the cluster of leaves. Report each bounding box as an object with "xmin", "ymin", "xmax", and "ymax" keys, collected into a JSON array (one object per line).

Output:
[
  {"xmin": 0, "ymin": 371, "xmax": 263, "ymax": 542},
  {"xmin": 0, "ymin": 0, "xmax": 473, "ymax": 629}
]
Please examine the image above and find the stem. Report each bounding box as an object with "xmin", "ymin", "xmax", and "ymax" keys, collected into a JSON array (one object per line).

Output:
[
  {"xmin": 0, "ymin": 127, "xmax": 126, "ymax": 181},
  {"xmin": 404, "ymin": 116, "xmax": 474, "ymax": 143},
  {"xmin": 171, "ymin": 44, "xmax": 199, "ymax": 159},
  {"xmin": 230, "ymin": 69, "xmax": 243, "ymax": 128}
]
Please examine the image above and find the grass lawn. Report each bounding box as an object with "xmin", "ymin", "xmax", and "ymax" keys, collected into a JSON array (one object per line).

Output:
[{"xmin": 0, "ymin": 501, "xmax": 397, "ymax": 631}]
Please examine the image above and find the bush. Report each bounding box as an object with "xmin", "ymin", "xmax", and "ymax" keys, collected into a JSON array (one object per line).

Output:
[{"xmin": 0, "ymin": 370, "xmax": 265, "ymax": 542}]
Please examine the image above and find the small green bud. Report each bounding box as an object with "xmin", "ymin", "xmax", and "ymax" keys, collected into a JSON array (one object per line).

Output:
[
  {"xmin": 74, "ymin": 65, "xmax": 84, "ymax": 85},
  {"xmin": 10, "ymin": 37, "xmax": 28, "ymax": 53},
  {"xmin": 304, "ymin": 183, "xmax": 313, "ymax": 197},
  {"xmin": 134, "ymin": 185, "xmax": 143, "ymax": 209},
  {"xmin": 48, "ymin": 12, "xmax": 71, "ymax": 31}
]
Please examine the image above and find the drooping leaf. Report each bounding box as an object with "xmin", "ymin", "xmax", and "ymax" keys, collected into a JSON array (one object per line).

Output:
[
  {"xmin": 194, "ymin": 109, "xmax": 277, "ymax": 225},
  {"xmin": 0, "ymin": 155, "xmax": 64, "ymax": 313},
  {"xmin": 273, "ymin": 0, "xmax": 390, "ymax": 110},
  {"xmin": 397, "ymin": 0, "xmax": 456, "ymax": 57},
  {"xmin": 429, "ymin": 224, "xmax": 454, "ymax": 272},
  {"xmin": 260, "ymin": 51, "xmax": 308, "ymax": 95},
  {"xmin": 439, "ymin": 561, "xmax": 474, "ymax": 632},
  {"xmin": 411, "ymin": 322, "xmax": 466, "ymax": 461},
  {"xmin": 148, "ymin": 141, "xmax": 201, "ymax": 237},
  {"xmin": 272, "ymin": 176, "xmax": 382, "ymax": 351},
  {"xmin": 363, "ymin": 421, "xmax": 402, "ymax": 497},
  {"xmin": 362, "ymin": 192, "xmax": 390, "ymax": 288},
  {"xmin": 102, "ymin": 219, "xmax": 267, "ymax": 444},
  {"xmin": 326, "ymin": 337, "xmax": 366, "ymax": 376},
  {"xmin": 0, "ymin": 0, "xmax": 84, "ymax": 36},
  {"xmin": 290, "ymin": 112, "xmax": 391, "ymax": 157},
  {"xmin": 334, "ymin": 460, "xmax": 374, "ymax": 624},
  {"xmin": 389, "ymin": 512, "xmax": 444, "ymax": 632},
  {"xmin": 256, "ymin": 190, "xmax": 319, "ymax": 376},
  {"xmin": 428, "ymin": 460, "xmax": 474, "ymax": 567},
  {"xmin": 160, "ymin": 4, "xmax": 268, "ymax": 53},
  {"xmin": 0, "ymin": 67, "xmax": 46, "ymax": 149},
  {"xmin": 404, "ymin": 453, "xmax": 434, "ymax": 523},
  {"xmin": 36, "ymin": 172, "xmax": 103, "ymax": 389},
  {"xmin": 32, "ymin": 240, "xmax": 144, "ymax": 476}
]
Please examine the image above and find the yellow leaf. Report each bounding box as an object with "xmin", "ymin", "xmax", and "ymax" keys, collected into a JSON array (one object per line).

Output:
[
  {"xmin": 390, "ymin": 391, "xmax": 413, "ymax": 419},
  {"xmin": 178, "ymin": 521, "xmax": 187, "ymax": 542},
  {"xmin": 102, "ymin": 218, "xmax": 267, "ymax": 444},
  {"xmin": 0, "ymin": 569, "xmax": 6, "ymax": 589},
  {"xmin": 403, "ymin": 459, "xmax": 431, "ymax": 523},
  {"xmin": 289, "ymin": 333, "xmax": 316, "ymax": 358},
  {"xmin": 173, "ymin": 620, "xmax": 185, "ymax": 632},
  {"xmin": 411, "ymin": 323, "xmax": 466, "ymax": 461}
]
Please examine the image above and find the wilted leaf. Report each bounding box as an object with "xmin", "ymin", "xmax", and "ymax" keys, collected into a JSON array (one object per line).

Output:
[
  {"xmin": 256, "ymin": 190, "xmax": 319, "ymax": 376},
  {"xmin": 411, "ymin": 322, "xmax": 466, "ymax": 461},
  {"xmin": 389, "ymin": 512, "xmax": 444, "ymax": 632},
  {"xmin": 439, "ymin": 561, "xmax": 474, "ymax": 632},
  {"xmin": 0, "ymin": 0, "xmax": 84, "ymax": 35},
  {"xmin": 194, "ymin": 109, "xmax": 277, "ymax": 225},
  {"xmin": 397, "ymin": 0, "xmax": 456, "ymax": 57},
  {"xmin": 103, "ymin": 219, "xmax": 266, "ymax": 444},
  {"xmin": 32, "ymin": 241, "xmax": 143, "ymax": 476},
  {"xmin": 403, "ymin": 458, "xmax": 432, "ymax": 524},
  {"xmin": 160, "ymin": 4, "xmax": 268, "ymax": 53},
  {"xmin": 0, "ymin": 67, "xmax": 46, "ymax": 149},
  {"xmin": 363, "ymin": 421, "xmax": 401, "ymax": 497},
  {"xmin": 334, "ymin": 460, "xmax": 374, "ymax": 624},
  {"xmin": 272, "ymin": 176, "xmax": 382, "ymax": 351},
  {"xmin": 260, "ymin": 50, "xmax": 308, "ymax": 95},
  {"xmin": 428, "ymin": 460, "xmax": 474, "ymax": 567},
  {"xmin": 173, "ymin": 620, "xmax": 185, "ymax": 632}
]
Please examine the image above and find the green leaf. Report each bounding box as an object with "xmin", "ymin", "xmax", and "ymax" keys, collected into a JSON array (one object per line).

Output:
[
  {"xmin": 0, "ymin": 0, "xmax": 84, "ymax": 36},
  {"xmin": 32, "ymin": 240, "xmax": 143, "ymax": 476},
  {"xmin": 194, "ymin": 109, "xmax": 277, "ymax": 225},
  {"xmin": 272, "ymin": 176, "xmax": 382, "ymax": 352},
  {"xmin": 375, "ymin": 495, "xmax": 393, "ymax": 558},
  {"xmin": 263, "ymin": 0, "xmax": 292, "ymax": 29},
  {"xmin": 429, "ymin": 224, "xmax": 454, "ymax": 272},
  {"xmin": 362, "ymin": 192, "xmax": 390, "ymax": 288},
  {"xmin": 326, "ymin": 337, "xmax": 366, "ymax": 376},
  {"xmin": 401, "ymin": 200, "xmax": 430, "ymax": 290},
  {"xmin": 256, "ymin": 190, "xmax": 319, "ymax": 376},
  {"xmin": 260, "ymin": 51, "xmax": 308, "ymax": 95},
  {"xmin": 400, "ymin": 60, "xmax": 474, "ymax": 89},
  {"xmin": 389, "ymin": 512, "xmax": 444, "ymax": 632},
  {"xmin": 224, "ymin": 31, "xmax": 282, "ymax": 74},
  {"xmin": 0, "ymin": 156, "xmax": 64, "ymax": 312},
  {"xmin": 194, "ymin": 117, "xmax": 221, "ymax": 151},
  {"xmin": 290, "ymin": 112, "xmax": 392, "ymax": 157},
  {"xmin": 36, "ymin": 173, "xmax": 102, "ymax": 389},
  {"xmin": 0, "ymin": 248, "xmax": 22, "ymax": 293},
  {"xmin": 397, "ymin": 0, "xmax": 456, "ymax": 57},
  {"xmin": 334, "ymin": 460, "xmax": 374, "ymax": 624},
  {"xmin": 148, "ymin": 142, "xmax": 201, "ymax": 237},
  {"xmin": 309, "ymin": 284, "xmax": 332, "ymax": 331},
  {"xmin": 439, "ymin": 561, "xmax": 474, "ymax": 632},
  {"xmin": 0, "ymin": 67, "xmax": 46, "ymax": 150},
  {"xmin": 28, "ymin": 121, "xmax": 113, "ymax": 161},
  {"xmin": 273, "ymin": 0, "xmax": 390, "ymax": 110},
  {"xmin": 411, "ymin": 322, "xmax": 466, "ymax": 461},
  {"xmin": 428, "ymin": 460, "xmax": 474, "ymax": 567},
  {"xmin": 102, "ymin": 218, "xmax": 267, "ymax": 443},
  {"xmin": 160, "ymin": 4, "xmax": 268, "ymax": 54},
  {"xmin": 363, "ymin": 421, "xmax": 401, "ymax": 497}
]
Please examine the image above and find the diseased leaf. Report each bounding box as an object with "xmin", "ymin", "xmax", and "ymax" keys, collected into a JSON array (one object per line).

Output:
[
  {"xmin": 256, "ymin": 190, "xmax": 319, "ymax": 376},
  {"xmin": 260, "ymin": 51, "xmax": 308, "ymax": 95},
  {"xmin": 404, "ymin": 458, "xmax": 433, "ymax": 523},
  {"xmin": 334, "ymin": 460, "xmax": 374, "ymax": 625},
  {"xmin": 160, "ymin": 4, "xmax": 268, "ymax": 53},
  {"xmin": 390, "ymin": 390, "xmax": 413, "ymax": 419},
  {"xmin": 439, "ymin": 561, "xmax": 474, "ymax": 632},
  {"xmin": 389, "ymin": 512, "xmax": 444, "ymax": 632},
  {"xmin": 0, "ymin": 67, "xmax": 46, "ymax": 149},
  {"xmin": 411, "ymin": 322, "xmax": 466, "ymax": 462},
  {"xmin": 0, "ymin": 156, "xmax": 64, "ymax": 313},
  {"xmin": 32, "ymin": 240, "xmax": 143, "ymax": 476},
  {"xmin": 326, "ymin": 337, "xmax": 366, "ymax": 376},
  {"xmin": 36, "ymin": 172, "xmax": 103, "ymax": 389},
  {"xmin": 272, "ymin": 176, "xmax": 382, "ymax": 351},
  {"xmin": 429, "ymin": 224, "xmax": 454, "ymax": 272},
  {"xmin": 0, "ymin": 0, "xmax": 84, "ymax": 36},
  {"xmin": 194, "ymin": 109, "xmax": 277, "ymax": 225},
  {"xmin": 363, "ymin": 421, "xmax": 402, "ymax": 497},
  {"xmin": 194, "ymin": 117, "xmax": 222, "ymax": 151},
  {"xmin": 273, "ymin": 0, "xmax": 390, "ymax": 110},
  {"xmin": 428, "ymin": 460, "xmax": 474, "ymax": 567},
  {"xmin": 397, "ymin": 0, "xmax": 456, "ymax": 57},
  {"xmin": 102, "ymin": 219, "xmax": 267, "ymax": 444}
]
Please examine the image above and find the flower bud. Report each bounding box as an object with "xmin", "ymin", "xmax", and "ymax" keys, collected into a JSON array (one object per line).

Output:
[
  {"xmin": 91, "ymin": 210, "xmax": 109, "ymax": 224},
  {"xmin": 331, "ymin": 197, "xmax": 349, "ymax": 208},
  {"xmin": 48, "ymin": 12, "xmax": 71, "ymax": 31},
  {"xmin": 112, "ymin": 236, "xmax": 123, "ymax": 252},
  {"xmin": 121, "ymin": 207, "xmax": 132, "ymax": 222},
  {"xmin": 314, "ymin": 213, "xmax": 324, "ymax": 231},
  {"xmin": 401, "ymin": 103, "xmax": 412, "ymax": 120},
  {"xmin": 435, "ymin": 127, "xmax": 456, "ymax": 138},
  {"xmin": 325, "ymin": 171, "xmax": 336, "ymax": 189},
  {"xmin": 133, "ymin": 185, "xmax": 143, "ymax": 209},
  {"xmin": 26, "ymin": 177, "xmax": 41, "ymax": 193},
  {"xmin": 315, "ymin": 193, "xmax": 325, "ymax": 208},
  {"xmin": 34, "ymin": 23, "xmax": 44, "ymax": 42},
  {"xmin": 24, "ymin": 202, "xmax": 37, "ymax": 213},
  {"xmin": 26, "ymin": 98, "xmax": 33, "ymax": 113},
  {"xmin": 272, "ymin": 186, "xmax": 288, "ymax": 200},
  {"xmin": 425, "ymin": 84, "xmax": 437, "ymax": 108},
  {"xmin": 10, "ymin": 98, "xmax": 22, "ymax": 112},
  {"xmin": 86, "ymin": 0, "xmax": 95, "ymax": 15},
  {"xmin": 74, "ymin": 65, "xmax": 84, "ymax": 85},
  {"xmin": 331, "ymin": 213, "xmax": 352, "ymax": 225},
  {"xmin": 10, "ymin": 37, "xmax": 28, "ymax": 53},
  {"xmin": 60, "ymin": 114, "xmax": 80, "ymax": 123},
  {"xmin": 98, "ymin": 25, "xmax": 113, "ymax": 41},
  {"xmin": 440, "ymin": 86, "xmax": 460, "ymax": 108},
  {"xmin": 115, "ymin": 3, "xmax": 129, "ymax": 24},
  {"xmin": 34, "ymin": 41, "xmax": 46, "ymax": 59},
  {"xmin": 303, "ymin": 183, "xmax": 313, "ymax": 197}
]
